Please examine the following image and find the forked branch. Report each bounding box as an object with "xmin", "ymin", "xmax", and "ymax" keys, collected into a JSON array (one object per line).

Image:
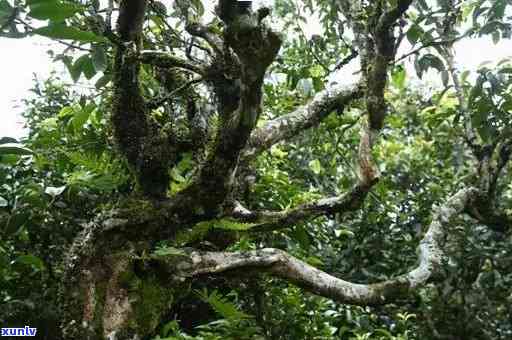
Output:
[{"xmin": 166, "ymin": 188, "xmax": 479, "ymax": 305}]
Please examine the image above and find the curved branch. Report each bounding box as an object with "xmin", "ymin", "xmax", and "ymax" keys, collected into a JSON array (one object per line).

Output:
[
  {"xmin": 139, "ymin": 50, "xmax": 206, "ymax": 75},
  {"xmin": 169, "ymin": 187, "xmax": 478, "ymax": 305},
  {"xmin": 376, "ymin": 0, "xmax": 413, "ymax": 35},
  {"xmin": 186, "ymin": 22, "xmax": 224, "ymax": 56},
  {"xmin": 242, "ymin": 83, "xmax": 362, "ymax": 160},
  {"xmin": 177, "ymin": 6, "xmax": 282, "ymax": 213},
  {"xmin": 230, "ymin": 183, "xmax": 373, "ymax": 232}
]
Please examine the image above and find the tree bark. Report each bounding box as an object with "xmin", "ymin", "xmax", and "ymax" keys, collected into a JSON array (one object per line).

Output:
[{"xmin": 56, "ymin": 1, "xmax": 508, "ymax": 339}]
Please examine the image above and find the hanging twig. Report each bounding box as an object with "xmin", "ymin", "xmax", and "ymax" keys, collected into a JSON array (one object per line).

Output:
[{"xmin": 148, "ymin": 77, "xmax": 203, "ymax": 110}]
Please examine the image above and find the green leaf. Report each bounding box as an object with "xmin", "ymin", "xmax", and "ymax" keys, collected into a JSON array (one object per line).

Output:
[
  {"xmin": 71, "ymin": 104, "xmax": 92, "ymax": 130},
  {"xmin": 62, "ymin": 56, "xmax": 81, "ymax": 82},
  {"xmin": 72, "ymin": 55, "xmax": 88, "ymax": 81},
  {"xmin": 391, "ymin": 66, "xmax": 406, "ymax": 90},
  {"xmin": 0, "ymin": 136, "xmax": 17, "ymax": 144},
  {"xmin": 0, "ymin": 143, "xmax": 33, "ymax": 155},
  {"xmin": 416, "ymin": 0, "xmax": 428, "ymax": 10},
  {"xmin": 0, "ymin": 0, "xmax": 14, "ymax": 27},
  {"xmin": 471, "ymin": 98, "xmax": 494, "ymax": 142},
  {"xmin": 58, "ymin": 106, "xmax": 74, "ymax": 119},
  {"xmin": 309, "ymin": 159, "xmax": 322, "ymax": 175},
  {"xmin": 309, "ymin": 64, "xmax": 324, "ymax": 78},
  {"xmin": 480, "ymin": 21, "xmax": 507, "ymax": 35},
  {"xmin": 374, "ymin": 329, "xmax": 394, "ymax": 338},
  {"xmin": 15, "ymin": 254, "xmax": 45, "ymax": 271},
  {"xmin": 44, "ymin": 186, "xmax": 66, "ymax": 198},
  {"xmin": 334, "ymin": 229, "xmax": 355, "ymax": 238},
  {"xmin": 33, "ymin": 23, "xmax": 105, "ymax": 43},
  {"xmin": 490, "ymin": 0, "xmax": 506, "ymax": 19},
  {"xmin": 270, "ymin": 145, "xmax": 288, "ymax": 158},
  {"xmin": 161, "ymin": 321, "xmax": 179, "ymax": 337},
  {"xmin": 28, "ymin": 1, "xmax": 83, "ymax": 21},
  {"xmin": 89, "ymin": 174, "xmax": 120, "ymax": 192},
  {"xmin": 92, "ymin": 45, "xmax": 108, "ymax": 72},
  {"xmin": 68, "ymin": 55, "xmax": 97, "ymax": 82},
  {"xmin": 95, "ymin": 74, "xmax": 111, "ymax": 89},
  {"xmin": 196, "ymin": 289, "xmax": 250, "ymax": 321},
  {"xmin": 469, "ymin": 78, "xmax": 484, "ymax": 107},
  {"xmin": 416, "ymin": 53, "xmax": 445, "ymax": 77},
  {"xmin": 5, "ymin": 212, "xmax": 30, "ymax": 235},
  {"xmin": 82, "ymin": 57, "xmax": 97, "ymax": 79},
  {"xmin": 0, "ymin": 196, "xmax": 7, "ymax": 207},
  {"xmin": 190, "ymin": 0, "xmax": 204, "ymax": 16},
  {"xmin": 406, "ymin": 24, "xmax": 422, "ymax": 45},
  {"xmin": 292, "ymin": 225, "xmax": 311, "ymax": 250},
  {"xmin": 170, "ymin": 168, "xmax": 187, "ymax": 183}
]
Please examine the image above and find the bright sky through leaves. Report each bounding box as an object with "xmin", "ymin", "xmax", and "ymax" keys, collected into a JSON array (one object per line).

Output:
[{"xmin": 0, "ymin": 0, "xmax": 510, "ymax": 139}]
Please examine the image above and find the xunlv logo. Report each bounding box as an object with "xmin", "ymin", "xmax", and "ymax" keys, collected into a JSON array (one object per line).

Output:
[{"xmin": 1, "ymin": 326, "xmax": 37, "ymax": 337}]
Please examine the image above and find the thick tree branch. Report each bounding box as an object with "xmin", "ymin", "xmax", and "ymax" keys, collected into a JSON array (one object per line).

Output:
[
  {"xmin": 365, "ymin": 0, "xmax": 413, "ymax": 130},
  {"xmin": 139, "ymin": 50, "xmax": 206, "ymax": 75},
  {"xmin": 116, "ymin": 0, "xmax": 147, "ymax": 41},
  {"xmin": 465, "ymin": 139, "xmax": 512, "ymax": 233},
  {"xmin": 178, "ymin": 4, "xmax": 282, "ymax": 213},
  {"xmin": 433, "ymin": 2, "xmax": 512, "ymax": 233},
  {"xmin": 376, "ymin": 0, "xmax": 414, "ymax": 37},
  {"xmin": 167, "ymin": 187, "xmax": 479, "ymax": 305},
  {"xmin": 111, "ymin": 0, "xmax": 173, "ymax": 198},
  {"xmin": 243, "ymin": 83, "xmax": 362, "ymax": 160},
  {"xmin": 186, "ymin": 22, "xmax": 224, "ymax": 56},
  {"xmin": 230, "ymin": 183, "xmax": 373, "ymax": 231},
  {"xmin": 232, "ymin": 118, "xmax": 379, "ymax": 232}
]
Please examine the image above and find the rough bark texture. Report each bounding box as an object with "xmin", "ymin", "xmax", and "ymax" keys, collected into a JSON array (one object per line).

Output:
[
  {"xmin": 58, "ymin": 1, "xmax": 511, "ymax": 339},
  {"xmin": 243, "ymin": 83, "xmax": 362, "ymax": 160},
  {"xmin": 164, "ymin": 188, "xmax": 478, "ymax": 306},
  {"xmin": 111, "ymin": 0, "xmax": 175, "ymax": 198}
]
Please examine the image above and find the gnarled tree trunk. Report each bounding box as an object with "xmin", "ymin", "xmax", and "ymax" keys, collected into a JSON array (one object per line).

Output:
[{"xmin": 58, "ymin": 1, "xmax": 511, "ymax": 339}]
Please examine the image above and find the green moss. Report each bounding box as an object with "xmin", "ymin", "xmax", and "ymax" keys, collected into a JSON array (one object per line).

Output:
[
  {"xmin": 173, "ymin": 218, "xmax": 256, "ymax": 246},
  {"xmin": 119, "ymin": 268, "xmax": 141, "ymax": 291},
  {"xmin": 103, "ymin": 260, "xmax": 176, "ymax": 336},
  {"xmin": 174, "ymin": 220, "xmax": 212, "ymax": 245},
  {"xmin": 131, "ymin": 276, "xmax": 174, "ymax": 335},
  {"xmin": 117, "ymin": 197, "xmax": 165, "ymax": 226},
  {"xmin": 92, "ymin": 281, "xmax": 107, "ymax": 337}
]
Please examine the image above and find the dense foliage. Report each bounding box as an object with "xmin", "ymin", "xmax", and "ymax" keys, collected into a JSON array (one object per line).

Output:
[{"xmin": 1, "ymin": 0, "xmax": 511, "ymax": 339}]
